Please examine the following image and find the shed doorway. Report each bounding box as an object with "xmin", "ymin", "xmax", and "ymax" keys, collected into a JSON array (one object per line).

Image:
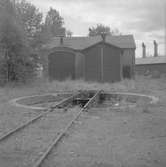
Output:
[
  {"xmin": 123, "ymin": 65, "xmax": 131, "ymax": 79},
  {"xmin": 48, "ymin": 51, "xmax": 75, "ymax": 81}
]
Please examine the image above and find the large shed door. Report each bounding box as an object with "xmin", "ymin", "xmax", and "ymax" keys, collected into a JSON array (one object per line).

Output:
[
  {"xmin": 48, "ymin": 51, "xmax": 75, "ymax": 80},
  {"xmin": 103, "ymin": 45, "xmax": 121, "ymax": 82},
  {"xmin": 84, "ymin": 45, "xmax": 101, "ymax": 82}
]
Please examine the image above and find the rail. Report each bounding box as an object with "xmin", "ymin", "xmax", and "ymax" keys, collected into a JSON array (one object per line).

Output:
[{"xmin": 33, "ymin": 90, "xmax": 102, "ymax": 167}]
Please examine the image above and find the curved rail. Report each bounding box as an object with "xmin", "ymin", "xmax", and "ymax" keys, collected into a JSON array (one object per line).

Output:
[
  {"xmin": 0, "ymin": 93, "xmax": 80, "ymax": 142},
  {"xmin": 105, "ymin": 91, "xmax": 159, "ymax": 104},
  {"xmin": 33, "ymin": 90, "xmax": 102, "ymax": 167}
]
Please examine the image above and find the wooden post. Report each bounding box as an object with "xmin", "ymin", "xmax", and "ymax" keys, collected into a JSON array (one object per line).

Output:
[
  {"xmin": 101, "ymin": 46, "xmax": 104, "ymax": 82},
  {"xmin": 132, "ymin": 49, "xmax": 135, "ymax": 79},
  {"xmin": 120, "ymin": 50, "xmax": 123, "ymax": 80},
  {"xmin": 83, "ymin": 54, "xmax": 85, "ymax": 81},
  {"xmin": 5, "ymin": 48, "xmax": 9, "ymax": 83}
]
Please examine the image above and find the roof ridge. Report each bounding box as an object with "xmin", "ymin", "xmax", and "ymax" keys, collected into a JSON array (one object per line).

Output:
[
  {"xmin": 45, "ymin": 34, "xmax": 136, "ymax": 50},
  {"xmin": 51, "ymin": 34, "xmax": 134, "ymax": 39}
]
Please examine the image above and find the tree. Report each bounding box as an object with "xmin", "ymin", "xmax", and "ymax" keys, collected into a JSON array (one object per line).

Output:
[
  {"xmin": 45, "ymin": 7, "xmax": 64, "ymax": 35},
  {"xmin": 16, "ymin": 0, "xmax": 43, "ymax": 48},
  {"xmin": 88, "ymin": 24, "xmax": 121, "ymax": 36},
  {"xmin": 40, "ymin": 7, "xmax": 65, "ymax": 43},
  {"xmin": 0, "ymin": 0, "xmax": 37, "ymax": 83}
]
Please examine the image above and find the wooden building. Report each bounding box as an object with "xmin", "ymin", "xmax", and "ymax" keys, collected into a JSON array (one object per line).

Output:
[
  {"xmin": 135, "ymin": 56, "xmax": 166, "ymax": 75},
  {"xmin": 42, "ymin": 35, "xmax": 136, "ymax": 82},
  {"xmin": 135, "ymin": 40, "xmax": 166, "ymax": 76}
]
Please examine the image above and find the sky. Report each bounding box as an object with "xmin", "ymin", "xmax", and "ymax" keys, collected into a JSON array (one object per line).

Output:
[{"xmin": 28, "ymin": 0, "xmax": 166, "ymax": 57}]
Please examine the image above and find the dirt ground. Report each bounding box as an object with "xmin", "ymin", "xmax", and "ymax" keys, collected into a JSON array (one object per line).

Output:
[
  {"xmin": 42, "ymin": 78, "xmax": 166, "ymax": 167},
  {"xmin": 43, "ymin": 104, "xmax": 166, "ymax": 167},
  {"xmin": 0, "ymin": 77, "xmax": 166, "ymax": 167}
]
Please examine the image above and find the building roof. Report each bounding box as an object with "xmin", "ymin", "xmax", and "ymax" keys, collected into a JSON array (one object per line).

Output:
[
  {"xmin": 136, "ymin": 56, "xmax": 166, "ymax": 65},
  {"xmin": 43, "ymin": 35, "xmax": 136, "ymax": 50}
]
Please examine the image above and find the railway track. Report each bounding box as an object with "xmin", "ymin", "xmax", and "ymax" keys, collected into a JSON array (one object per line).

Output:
[
  {"xmin": 0, "ymin": 90, "xmax": 102, "ymax": 167},
  {"xmin": 0, "ymin": 92, "xmax": 79, "ymax": 142}
]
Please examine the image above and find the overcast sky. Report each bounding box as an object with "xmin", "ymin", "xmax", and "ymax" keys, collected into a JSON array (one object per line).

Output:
[{"xmin": 28, "ymin": 0, "xmax": 166, "ymax": 57}]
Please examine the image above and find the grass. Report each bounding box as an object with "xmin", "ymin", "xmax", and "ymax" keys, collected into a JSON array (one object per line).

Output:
[
  {"xmin": 22, "ymin": 75, "xmax": 166, "ymax": 94},
  {"xmin": 0, "ymin": 75, "xmax": 166, "ymax": 102}
]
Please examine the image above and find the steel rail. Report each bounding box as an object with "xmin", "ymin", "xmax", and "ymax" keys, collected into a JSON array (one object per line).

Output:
[
  {"xmin": 0, "ymin": 93, "xmax": 80, "ymax": 142},
  {"xmin": 33, "ymin": 90, "xmax": 102, "ymax": 167}
]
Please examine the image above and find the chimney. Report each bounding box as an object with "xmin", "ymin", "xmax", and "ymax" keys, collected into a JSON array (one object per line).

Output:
[
  {"xmin": 142, "ymin": 42, "xmax": 146, "ymax": 58},
  {"xmin": 101, "ymin": 32, "xmax": 106, "ymax": 42},
  {"xmin": 154, "ymin": 40, "xmax": 158, "ymax": 57}
]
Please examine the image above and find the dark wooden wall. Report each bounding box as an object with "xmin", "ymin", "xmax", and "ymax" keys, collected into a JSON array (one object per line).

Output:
[
  {"xmin": 75, "ymin": 52, "xmax": 84, "ymax": 79},
  {"xmin": 47, "ymin": 44, "xmax": 135, "ymax": 82}
]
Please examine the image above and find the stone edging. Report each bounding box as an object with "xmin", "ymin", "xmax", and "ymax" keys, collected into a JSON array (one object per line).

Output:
[
  {"xmin": 9, "ymin": 93, "xmax": 58, "ymax": 110},
  {"xmin": 9, "ymin": 92, "xmax": 159, "ymax": 110},
  {"xmin": 110, "ymin": 92, "xmax": 159, "ymax": 104}
]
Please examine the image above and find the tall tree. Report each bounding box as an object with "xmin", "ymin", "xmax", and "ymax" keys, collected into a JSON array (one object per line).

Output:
[
  {"xmin": 40, "ymin": 7, "xmax": 65, "ymax": 42},
  {"xmin": 88, "ymin": 24, "xmax": 121, "ymax": 36},
  {"xmin": 45, "ymin": 7, "xmax": 64, "ymax": 35},
  {"xmin": 0, "ymin": 0, "xmax": 37, "ymax": 83},
  {"xmin": 16, "ymin": 0, "xmax": 43, "ymax": 48}
]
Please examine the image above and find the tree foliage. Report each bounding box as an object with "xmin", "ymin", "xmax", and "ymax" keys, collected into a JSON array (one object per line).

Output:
[
  {"xmin": 88, "ymin": 24, "xmax": 121, "ymax": 36},
  {"xmin": 16, "ymin": 0, "xmax": 43, "ymax": 48},
  {"xmin": 15, "ymin": 2, "xmax": 66, "ymax": 46},
  {"xmin": 45, "ymin": 8, "xmax": 64, "ymax": 28},
  {"xmin": 0, "ymin": 0, "xmax": 37, "ymax": 84},
  {"xmin": 35, "ymin": 7, "xmax": 67, "ymax": 46}
]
